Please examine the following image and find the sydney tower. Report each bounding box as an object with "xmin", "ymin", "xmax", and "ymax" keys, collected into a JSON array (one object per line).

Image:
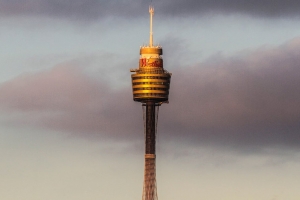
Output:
[{"xmin": 130, "ymin": 6, "xmax": 172, "ymax": 200}]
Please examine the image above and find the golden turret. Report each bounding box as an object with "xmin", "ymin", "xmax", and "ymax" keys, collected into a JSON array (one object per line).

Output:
[{"xmin": 130, "ymin": 6, "xmax": 171, "ymax": 103}]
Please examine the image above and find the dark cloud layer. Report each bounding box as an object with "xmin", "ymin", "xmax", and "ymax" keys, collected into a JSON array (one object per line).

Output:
[
  {"xmin": 161, "ymin": 38, "xmax": 300, "ymax": 150},
  {"xmin": 1, "ymin": 0, "xmax": 300, "ymax": 20},
  {"xmin": 157, "ymin": 0, "xmax": 300, "ymax": 18},
  {"xmin": 0, "ymin": 0, "xmax": 144, "ymax": 20},
  {"xmin": 0, "ymin": 63, "xmax": 142, "ymax": 140},
  {"xmin": 1, "ymin": 38, "xmax": 300, "ymax": 152}
]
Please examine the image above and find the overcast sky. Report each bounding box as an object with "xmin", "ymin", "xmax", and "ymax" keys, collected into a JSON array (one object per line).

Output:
[{"xmin": 1, "ymin": 1, "xmax": 300, "ymax": 200}]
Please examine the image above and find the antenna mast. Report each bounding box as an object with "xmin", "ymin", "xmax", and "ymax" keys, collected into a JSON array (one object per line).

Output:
[{"xmin": 149, "ymin": 6, "xmax": 154, "ymax": 47}]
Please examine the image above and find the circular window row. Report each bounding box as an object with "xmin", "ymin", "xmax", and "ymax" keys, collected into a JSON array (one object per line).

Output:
[
  {"xmin": 132, "ymin": 82, "xmax": 169, "ymax": 85},
  {"xmin": 133, "ymin": 88, "xmax": 168, "ymax": 91},
  {"xmin": 132, "ymin": 76, "xmax": 169, "ymax": 80},
  {"xmin": 134, "ymin": 93, "xmax": 167, "ymax": 97}
]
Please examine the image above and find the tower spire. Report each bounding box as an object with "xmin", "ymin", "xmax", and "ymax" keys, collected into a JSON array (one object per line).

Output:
[{"xmin": 149, "ymin": 6, "xmax": 154, "ymax": 47}]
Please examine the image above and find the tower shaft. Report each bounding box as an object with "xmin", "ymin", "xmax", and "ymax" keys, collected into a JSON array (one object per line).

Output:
[
  {"xmin": 145, "ymin": 101, "xmax": 156, "ymax": 155},
  {"xmin": 143, "ymin": 101, "xmax": 157, "ymax": 200}
]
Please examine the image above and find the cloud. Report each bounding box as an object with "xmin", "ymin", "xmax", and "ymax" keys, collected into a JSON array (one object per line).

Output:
[
  {"xmin": 157, "ymin": 0, "xmax": 300, "ymax": 18},
  {"xmin": 1, "ymin": 37, "xmax": 300, "ymax": 152},
  {"xmin": 1, "ymin": 0, "xmax": 300, "ymax": 20},
  {"xmin": 0, "ymin": 63, "xmax": 142, "ymax": 140},
  {"xmin": 161, "ymin": 37, "xmax": 300, "ymax": 150},
  {"xmin": 0, "ymin": 0, "xmax": 145, "ymax": 20}
]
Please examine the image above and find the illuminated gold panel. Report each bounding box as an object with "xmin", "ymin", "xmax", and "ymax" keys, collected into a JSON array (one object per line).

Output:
[
  {"xmin": 140, "ymin": 47, "xmax": 162, "ymax": 55},
  {"xmin": 131, "ymin": 73, "xmax": 171, "ymax": 102}
]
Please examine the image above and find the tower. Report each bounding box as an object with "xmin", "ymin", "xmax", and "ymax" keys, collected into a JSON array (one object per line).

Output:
[{"xmin": 130, "ymin": 6, "xmax": 171, "ymax": 200}]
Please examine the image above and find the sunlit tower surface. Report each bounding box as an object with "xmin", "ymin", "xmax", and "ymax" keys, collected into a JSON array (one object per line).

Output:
[{"xmin": 130, "ymin": 6, "xmax": 171, "ymax": 200}]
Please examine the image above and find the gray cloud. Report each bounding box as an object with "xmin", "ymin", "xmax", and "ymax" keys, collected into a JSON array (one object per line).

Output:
[
  {"xmin": 160, "ymin": 37, "xmax": 300, "ymax": 151},
  {"xmin": 1, "ymin": 37, "xmax": 300, "ymax": 152},
  {"xmin": 0, "ymin": 0, "xmax": 144, "ymax": 20},
  {"xmin": 157, "ymin": 0, "xmax": 300, "ymax": 18},
  {"xmin": 0, "ymin": 62, "xmax": 142, "ymax": 141},
  {"xmin": 1, "ymin": 0, "xmax": 300, "ymax": 20}
]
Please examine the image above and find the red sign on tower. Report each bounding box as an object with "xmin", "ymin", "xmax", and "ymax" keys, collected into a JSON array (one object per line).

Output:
[{"xmin": 140, "ymin": 58, "xmax": 163, "ymax": 68}]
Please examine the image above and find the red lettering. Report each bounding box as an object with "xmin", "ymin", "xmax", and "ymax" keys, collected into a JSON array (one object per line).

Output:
[
  {"xmin": 140, "ymin": 59, "xmax": 162, "ymax": 68},
  {"xmin": 148, "ymin": 61, "xmax": 162, "ymax": 67},
  {"xmin": 141, "ymin": 58, "xmax": 147, "ymax": 67}
]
